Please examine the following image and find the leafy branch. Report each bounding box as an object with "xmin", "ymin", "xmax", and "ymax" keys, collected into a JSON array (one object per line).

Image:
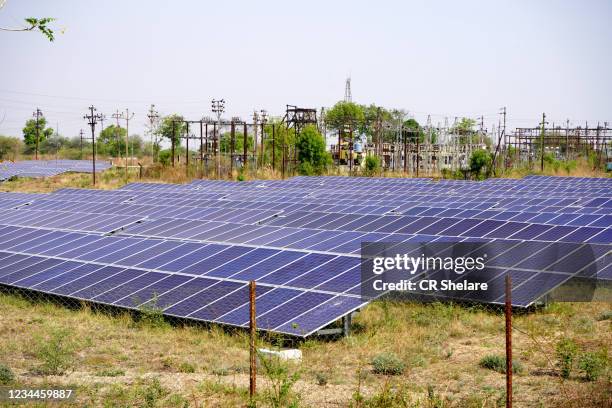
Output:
[{"xmin": 0, "ymin": 17, "xmax": 56, "ymax": 41}]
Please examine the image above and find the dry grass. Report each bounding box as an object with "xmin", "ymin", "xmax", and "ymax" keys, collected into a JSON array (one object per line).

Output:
[{"xmin": 0, "ymin": 291, "xmax": 609, "ymax": 407}]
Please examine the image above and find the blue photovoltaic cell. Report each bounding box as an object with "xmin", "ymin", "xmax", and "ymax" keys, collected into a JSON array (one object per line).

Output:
[
  {"xmin": 484, "ymin": 222, "xmax": 527, "ymax": 238},
  {"xmin": 288, "ymin": 256, "xmax": 360, "ymax": 289},
  {"xmin": 116, "ymin": 241, "xmax": 184, "ymax": 266},
  {"xmin": 561, "ymin": 227, "xmax": 603, "ymax": 243},
  {"xmin": 231, "ymin": 251, "xmax": 306, "ymax": 281},
  {"xmin": 488, "ymin": 242, "xmax": 550, "ymax": 268},
  {"xmin": 461, "ymin": 220, "xmax": 506, "ymax": 237},
  {"xmin": 502, "ymin": 273, "xmax": 569, "ymax": 306},
  {"xmin": 70, "ymin": 268, "xmax": 139, "ymax": 300},
  {"xmin": 221, "ymin": 287, "xmax": 302, "ymax": 326},
  {"xmin": 93, "ymin": 271, "xmax": 168, "ymax": 304},
  {"xmin": 1, "ymin": 258, "xmax": 65, "ymax": 284},
  {"xmin": 114, "ymin": 273, "xmax": 193, "ymax": 307},
  {"xmin": 181, "ymin": 246, "xmax": 256, "ymax": 275},
  {"xmin": 439, "ymin": 219, "xmax": 483, "ymax": 236},
  {"xmin": 164, "ymin": 280, "xmax": 243, "ymax": 316},
  {"xmin": 32, "ymin": 263, "xmax": 102, "ymax": 292},
  {"xmin": 52, "ymin": 265, "xmax": 125, "ymax": 295},
  {"xmin": 161, "ymin": 245, "xmax": 226, "ymax": 272},
  {"xmin": 256, "ymin": 291, "xmax": 333, "ymax": 330},
  {"xmin": 135, "ymin": 242, "xmax": 203, "ymax": 269},
  {"xmin": 191, "ymin": 284, "xmax": 273, "ymax": 321},
  {"xmin": 260, "ymin": 253, "xmax": 336, "ymax": 285},
  {"xmin": 141, "ymin": 277, "xmax": 216, "ymax": 309},
  {"xmin": 417, "ymin": 218, "xmax": 461, "ymax": 235},
  {"xmin": 0, "ymin": 256, "xmax": 48, "ymax": 280},
  {"xmin": 206, "ymin": 248, "xmax": 279, "ymax": 278},
  {"xmin": 588, "ymin": 229, "xmax": 612, "ymax": 244},
  {"xmin": 535, "ymin": 225, "xmax": 576, "ymax": 241},
  {"xmin": 276, "ymin": 295, "xmax": 363, "ymax": 335},
  {"xmin": 567, "ymin": 214, "xmax": 602, "ymax": 227},
  {"xmin": 11, "ymin": 261, "xmax": 82, "ymax": 288},
  {"xmin": 509, "ymin": 224, "xmax": 553, "ymax": 240},
  {"xmin": 305, "ymin": 231, "xmax": 363, "ymax": 251}
]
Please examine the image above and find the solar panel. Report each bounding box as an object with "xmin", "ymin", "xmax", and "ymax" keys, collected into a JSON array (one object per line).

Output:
[{"xmin": 0, "ymin": 175, "xmax": 609, "ymax": 337}]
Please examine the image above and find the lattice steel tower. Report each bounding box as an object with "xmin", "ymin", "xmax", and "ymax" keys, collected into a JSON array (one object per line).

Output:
[{"xmin": 344, "ymin": 77, "xmax": 352, "ymax": 102}]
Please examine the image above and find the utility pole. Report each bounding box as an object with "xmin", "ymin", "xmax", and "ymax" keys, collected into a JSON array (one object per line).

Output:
[
  {"xmin": 539, "ymin": 113, "xmax": 546, "ymax": 172},
  {"xmin": 272, "ymin": 123, "xmax": 276, "ymax": 171},
  {"xmin": 146, "ymin": 104, "xmax": 160, "ymax": 161},
  {"xmin": 565, "ymin": 119, "xmax": 570, "ymax": 162},
  {"xmin": 212, "ymin": 99, "xmax": 225, "ymax": 179},
  {"xmin": 253, "ymin": 110, "xmax": 259, "ymax": 169},
  {"xmin": 83, "ymin": 105, "xmax": 103, "ymax": 186},
  {"xmin": 111, "ymin": 110, "xmax": 122, "ymax": 165},
  {"xmin": 540, "ymin": 112, "xmax": 548, "ymax": 172},
  {"xmin": 113, "ymin": 109, "xmax": 135, "ymax": 182},
  {"xmin": 489, "ymin": 107, "xmax": 506, "ymax": 177},
  {"xmin": 79, "ymin": 129, "xmax": 84, "ymax": 159},
  {"xmin": 32, "ymin": 108, "xmax": 43, "ymax": 160},
  {"xmin": 186, "ymin": 122, "xmax": 191, "ymax": 177},
  {"xmin": 260, "ymin": 110, "xmax": 268, "ymax": 168}
]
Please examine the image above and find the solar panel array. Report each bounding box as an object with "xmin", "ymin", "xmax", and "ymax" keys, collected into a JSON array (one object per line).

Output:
[
  {"xmin": 0, "ymin": 160, "xmax": 112, "ymax": 181},
  {"xmin": 0, "ymin": 175, "xmax": 609, "ymax": 337}
]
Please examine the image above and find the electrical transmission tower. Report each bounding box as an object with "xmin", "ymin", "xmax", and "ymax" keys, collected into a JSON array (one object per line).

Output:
[
  {"xmin": 83, "ymin": 105, "xmax": 104, "ymax": 185},
  {"xmin": 344, "ymin": 77, "xmax": 352, "ymax": 102}
]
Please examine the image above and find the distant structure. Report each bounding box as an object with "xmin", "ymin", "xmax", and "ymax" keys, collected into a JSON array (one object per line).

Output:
[{"xmin": 344, "ymin": 77, "xmax": 352, "ymax": 102}]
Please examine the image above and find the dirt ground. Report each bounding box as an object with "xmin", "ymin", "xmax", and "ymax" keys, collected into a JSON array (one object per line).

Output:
[{"xmin": 0, "ymin": 291, "xmax": 610, "ymax": 407}]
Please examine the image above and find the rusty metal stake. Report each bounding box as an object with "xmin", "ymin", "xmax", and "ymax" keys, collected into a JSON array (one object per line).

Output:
[
  {"xmin": 249, "ymin": 280, "xmax": 257, "ymax": 400},
  {"xmin": 505, "ymin": 274, "xmax": 512, "ymax": 408}
]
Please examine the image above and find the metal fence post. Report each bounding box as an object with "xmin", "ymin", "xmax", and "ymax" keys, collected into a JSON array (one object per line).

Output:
[
  {"xmin": 505, "ymin": 274, "xmax": 512, "ymax": 408},
  {"xmin": 249, "ymin": 280, "xmax": 257, "ymax": 400}
]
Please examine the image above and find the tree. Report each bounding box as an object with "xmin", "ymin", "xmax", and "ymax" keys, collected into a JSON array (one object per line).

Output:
[
  {"xmin": 0, "ymin": 135, "xmax": 22, "ymax": 160},
  {"xmin": 403, "ymin": 118, "xmax": 425, "ymax": 143},
  {"xmin": 22, "ymin": 116, "xmax": 53, "ymax": 157},
  {"xmin": 451, "ymin": 117, "xmax": 484, "ymax": 144},
  {"xmin": 296, "ymin": 125, "xmax": 331, "ymax": 175},
  {"xmin": 97, "ymin": 125, "xmax": 127, "ymax": 157},
  {"xmin": 0, "ymin": 1, "xmax": 57, "ymax": 41},
  {"xmin": 220, "ymin": 132, "xmax": 254, "ymax": 154},
  {"xmin": 469, "ymin": 149, "xmax": 492, "ymax": 178},
  {"xmin": 155, "ymin": 114, "xmax": 186, "ymax": 165},
  {"xmin": 324, "ymin": 101, "xmax": 365, "ymax": 131},
  {"xmin": 261, "ymin": 120, "xmax": 295, "ymax": 168}
]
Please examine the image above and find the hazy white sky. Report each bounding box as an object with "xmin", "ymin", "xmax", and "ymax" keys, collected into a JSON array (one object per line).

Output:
[{"xmin": 0, "ymin": 0, "xmax": 610, "ymax": 139}]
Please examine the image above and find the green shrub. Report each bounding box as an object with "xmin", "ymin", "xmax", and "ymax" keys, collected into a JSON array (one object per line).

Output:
[
  {"xmin": 479, "ymin": 354, "xmax": 522, "ymax": 374},
  {"xmin": 596, "ymin": 311, "xmax": 612, "ymax": 321},
  {"xmin": 0, "ymin": 363, "xmax": 15, "ymax": 384},
  {"xmin": 364, "ymin": 155, "xmax": 381, "ymax": 176},
  {"xmin": 372, "ymin": 352, "xmax": 405, "ymax": 375},
  {"xmin": 314, "ymin": 371, "xmax": 328, "ymax": 386},
  {"xmin": 158, "ymin": 149, "xmax": 172, "ymax": 166},
  {"xmin": 34, "ymin": 328, "xmax": 77, "ymax": 375},
  {"xmin": 95, "ymin": 368, "xmax": 125, "ymax": 377},
  {"xmin": 556, "ymin": 338, "xmax": 578, "ymax": 379},
  {"xmin": 258, "ymin": 352, "xmax": 301, "ymax": 407},
  {"xmin": 178, "ymin": 362, "xmax": 196, "ymax": 373},
  {"xmin": 578, "ymin": 351, "xmax": 607, "ymax": 381}
]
